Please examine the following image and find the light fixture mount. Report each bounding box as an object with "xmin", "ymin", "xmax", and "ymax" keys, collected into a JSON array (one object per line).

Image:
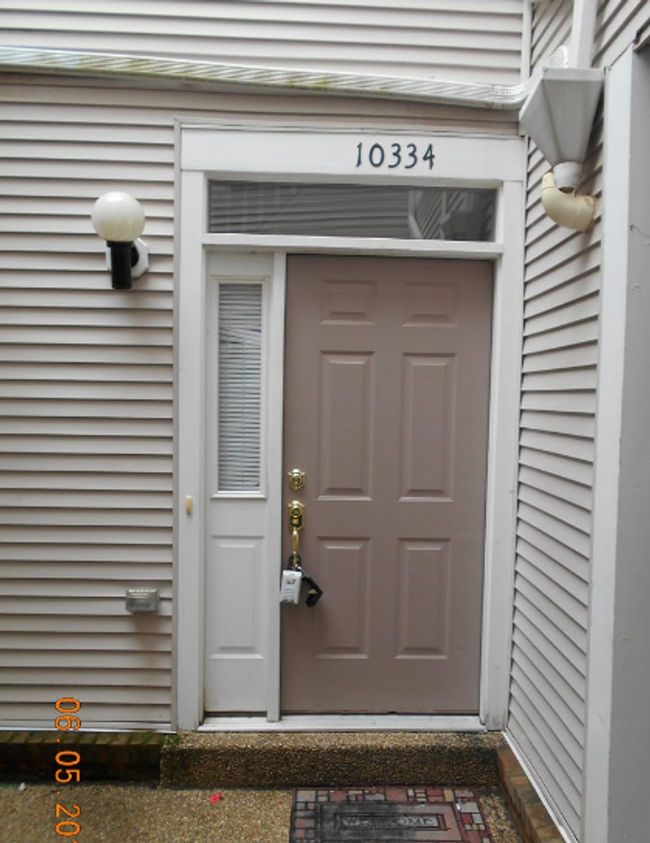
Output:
[{"xmin": 103, "ymin": 237, "xmax": 149, "ymax": 289}]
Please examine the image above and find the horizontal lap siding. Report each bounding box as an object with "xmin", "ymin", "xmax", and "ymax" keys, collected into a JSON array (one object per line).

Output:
[
  {"xmin": 513, "ymin": 3, "xmax": 650, "ymax": 839},
  {"xmin": 513, "ymin": 166, "xmax": 600, "ymax": 838},
  {"xmin": 0, "ymin": 0, "xmax": 524, "ymax": 84},
  {"xmin": 594, "ymin": 0, "xmax": 650, "ymax": 65},
  {"xmin": 0, "ymin": 76, "xmax": 514, "ymax": 729},
  {"xmin": 509, "ymin": 2, "xmax": 593, "ymax": 839},
  {"xmin": 0, "ymin": 79, "xmax": 178, "ymax": 728}
]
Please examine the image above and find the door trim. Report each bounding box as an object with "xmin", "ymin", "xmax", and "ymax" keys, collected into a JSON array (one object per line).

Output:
[{"xmin": 176, "ymin": 122, "xmax": 525, "ymax": 731}]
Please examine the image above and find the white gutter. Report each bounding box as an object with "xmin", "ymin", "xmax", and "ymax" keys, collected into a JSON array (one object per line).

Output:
[{"xmin": 0, "ymin": 45, "xmax": 529, "ymax": 110}]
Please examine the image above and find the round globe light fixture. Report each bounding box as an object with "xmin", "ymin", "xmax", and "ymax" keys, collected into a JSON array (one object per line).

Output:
[
  {"xmin": 91, "ymin": 192, "xmax": 149, "ymax": 289},
  {"xmin": 92, "ymin": 191, "xmax": 145, "ymax": 242}
]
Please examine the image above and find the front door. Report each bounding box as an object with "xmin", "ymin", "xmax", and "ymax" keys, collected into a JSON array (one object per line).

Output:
[{"xmin": 281, "ymin": 255, "xmax": 493, "ymax": 713}]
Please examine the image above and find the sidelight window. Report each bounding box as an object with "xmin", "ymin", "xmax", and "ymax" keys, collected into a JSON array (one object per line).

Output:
[{"xmin": 217, "ymin": 283, "xmax": 263, "ymax": 492}]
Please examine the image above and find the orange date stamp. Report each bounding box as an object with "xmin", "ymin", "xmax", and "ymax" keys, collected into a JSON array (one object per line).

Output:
[{"xmin": 54, "ymin": 697, "xmax": 82, "ymax": 841}]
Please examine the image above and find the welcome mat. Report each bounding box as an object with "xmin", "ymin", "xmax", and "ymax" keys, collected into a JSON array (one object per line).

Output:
[{"xmin": 290, "ymin": 787, "xmax": 505, "ymax": 843}]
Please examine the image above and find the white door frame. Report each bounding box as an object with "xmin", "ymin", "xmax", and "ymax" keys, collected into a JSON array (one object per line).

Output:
[{"xmin": 175, "ymin": 122, "xmax": 525, "ymax": 731}]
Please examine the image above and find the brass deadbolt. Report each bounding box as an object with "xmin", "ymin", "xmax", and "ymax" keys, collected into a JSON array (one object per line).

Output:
[{"xmin": 288, "ymin": 468, "xmax": 306, "ymax": 491}]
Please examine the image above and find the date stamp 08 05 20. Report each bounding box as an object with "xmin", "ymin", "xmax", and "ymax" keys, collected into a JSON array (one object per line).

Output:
[{"xmin": 53, "ymin": 697, "xmax": 82, "ymax": 841}]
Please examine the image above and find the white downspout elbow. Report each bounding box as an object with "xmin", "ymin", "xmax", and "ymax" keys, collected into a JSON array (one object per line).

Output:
[{"xmin": 541, "ymin": 171, "xmax": 597, "ymax": 232}]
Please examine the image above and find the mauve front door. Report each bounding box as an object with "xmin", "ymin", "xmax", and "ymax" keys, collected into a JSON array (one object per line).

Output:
[{"xmin": 281, "ymin": 255, "xmax": 492, "ymax": 713}]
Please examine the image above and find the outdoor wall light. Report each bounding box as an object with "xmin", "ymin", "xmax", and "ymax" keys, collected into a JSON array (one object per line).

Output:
[{"xmin": 91, "ymin": 191, "xmax": 149, "ymax": 289}]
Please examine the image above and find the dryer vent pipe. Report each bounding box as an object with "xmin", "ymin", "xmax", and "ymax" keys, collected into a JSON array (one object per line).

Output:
[{"xmin": 541, "ymin": 172, "xmax": 597, "ymax": 232}]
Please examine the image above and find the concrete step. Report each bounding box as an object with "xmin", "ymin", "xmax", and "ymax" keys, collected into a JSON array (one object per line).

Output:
[{"xmin": 160, "ymin": 731, "xmax": 504, "ymax": 789}]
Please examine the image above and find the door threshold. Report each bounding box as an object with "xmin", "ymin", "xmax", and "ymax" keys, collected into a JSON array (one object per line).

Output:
[{"xmin": 198, "ymin": 714, "xmax": 485, "ymax": 732}]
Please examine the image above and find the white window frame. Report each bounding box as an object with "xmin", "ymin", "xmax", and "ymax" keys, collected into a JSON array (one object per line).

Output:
[{"xmin": 175, "ymin": 122, "xmax": 525, "ymax": 731}]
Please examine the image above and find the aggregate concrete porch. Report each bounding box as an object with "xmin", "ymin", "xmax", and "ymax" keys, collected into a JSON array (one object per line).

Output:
[
  {"xmin": 0, "ymin": 730, "xmax": 563, "ymax": 843},
  {"xmin": 162, "ymin": 732, "xmax": 565, "ymax": 843}
]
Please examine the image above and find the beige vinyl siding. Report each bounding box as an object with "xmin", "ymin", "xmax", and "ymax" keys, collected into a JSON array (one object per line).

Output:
[
  {"xmin": 0, "ymin": 79, "xmax": 176, "ymax": 727},
  {"xmin": 509, "ymin": 0, "xmax": 590, "ymax": 836},
  {"xmin": 0, "ymin": 76, "xmax": 515, "ymax": 729},
  {"xmin": 594, "ymin": 0, "xmax": 650, "ymax": 65},
  {"xmin": 0, "ymin": 0, "xmax": 524, "ymax": 85},
  {"xmin": 507, "ymin": 1, "xmax": 650, "ymax": 839},
  {"xmin": 528, "ymin": 0, "xmax": 572, "ymax": 66},
  {"xmin": 511, "ymin": 141, "xmax": 602, "ymax": 836}
]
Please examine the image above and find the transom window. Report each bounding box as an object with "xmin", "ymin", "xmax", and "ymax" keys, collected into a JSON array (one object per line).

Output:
[{"xmin": 208, "ymin": 181, "xmax": 496, "ymax": 241}]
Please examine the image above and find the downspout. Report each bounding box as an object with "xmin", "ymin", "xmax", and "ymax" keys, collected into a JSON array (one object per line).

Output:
[
  {"xmin": 541, "ymin": 171, "xmax": 596, "ymax": 231},
  {"xmin": 520, "ymin": 0, "xmax": 602, "ymax": 230},
  {"xmin": 565, "ymin": 0, "xmax": 601, "ymax": 189},
  {"xmin": 555, "ymin": 0, "xmax": 600, "ymax": 230},
  {"xmin": 569, "ymin": 0, "xmax": 600, "ymax": 68}
]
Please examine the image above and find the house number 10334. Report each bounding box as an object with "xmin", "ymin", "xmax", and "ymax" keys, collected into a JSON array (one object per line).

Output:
[{"xmin": 355, "ymin": 141, "xmax": 435, "ymax": 171}]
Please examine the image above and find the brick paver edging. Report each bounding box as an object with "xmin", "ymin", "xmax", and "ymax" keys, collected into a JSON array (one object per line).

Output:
[
  {"xmin": 497, "ymin": 746, "xmax": 564, "ymax": 843},
  {"xmin": 0, "ymin": 731, "xmax": 166, "ymax": 782}
]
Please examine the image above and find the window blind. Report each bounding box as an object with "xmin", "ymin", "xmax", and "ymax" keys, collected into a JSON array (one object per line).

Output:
[
  {"xmin": 218, "ymin": 284, "xmax": 262, "ymax": 492},
  {"xmin": 208, "ymin": 181, "xmax": 496, "ymax": 242}
]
